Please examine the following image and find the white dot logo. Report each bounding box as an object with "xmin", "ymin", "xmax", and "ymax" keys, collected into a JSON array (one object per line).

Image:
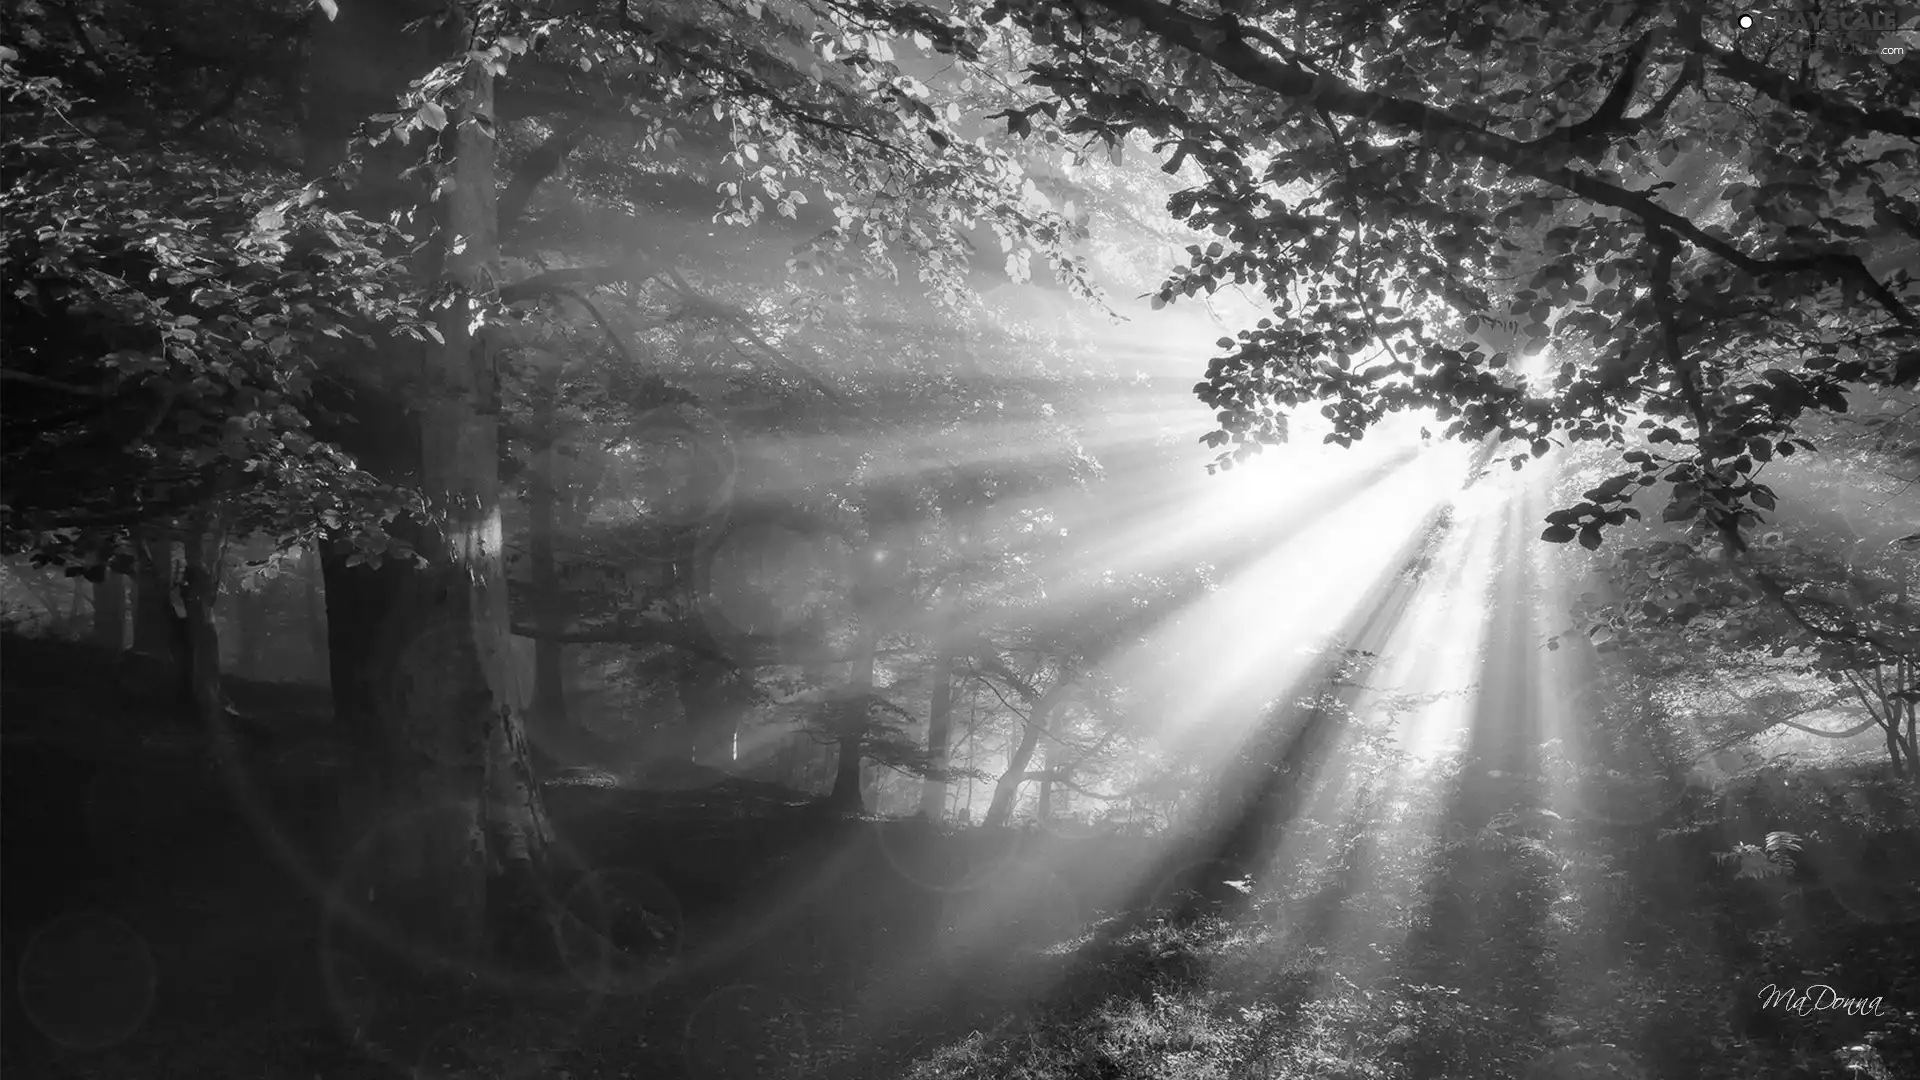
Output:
[{"xmin": 1738, "ymin": 13, "xmax": 1757, "ymax": 29}]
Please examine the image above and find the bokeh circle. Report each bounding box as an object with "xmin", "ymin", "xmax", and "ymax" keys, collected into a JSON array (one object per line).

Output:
[
  {"xmin": 613, "ymin": 404, "xmax": 738, "ymax": 531},
  {"xmin": 698, "ymin": 520, "xmax": 851, "ymax": 645},
  {"xmin": 682, "ymin": 982, "xmax": 810, "ymax": 1080},
  {"xmin": 16, "ymin": 911, "xmax": 158, "ymax": 1051},
  {"xmin": 555, "ymin": 863, "xmax": 685, "ymax": 996}
]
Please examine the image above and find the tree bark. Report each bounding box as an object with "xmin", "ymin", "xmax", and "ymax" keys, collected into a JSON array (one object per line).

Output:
[
  {"xmin": 918, "ymin": 637, "xmax": 957, "ymax": 820},
  {"xmin": 180, "ymin": 494, "xmax": 232, "ymax": 729},
  {"xmin": 520, "ymin": 354, "xmax": 610, "ymax": 769},
  {"xmin": 91, "ymin": 574, "xmax": 125, "ymax": 650},
  {"xmin": 65, "ymin": 577, "xmax": 85, "ymax": 633},
  {"xmin": 918, "ymin": 551, "xmax": 963, "ymax": 821},
  {"xmin": 308, "ymin": 6, "xmax": 557, "ymax": 968},
  {"xmin": 982, "ymin": 679, "xmax": 1068, "ymax": 828},
  {"xmin": 1036, "ymin": 749, "xmax": 1054, "ymax": 823},
  {"xmin": 234, "ymin": 575, "xmax": 266, "ymax": 680},
  {"xmin": 130, "ymin": 529, "xmax": 178, "ymax": 662},
  {"xmin": 302, "ymin": 546, "xmax": 328, "ymax": 682},
  {"xmin": 131, "ymin": 526, "xmax": 198, "ymax": 707},
  {"xmin": 826, "ymin": 622, "xmax": 878, "ymax": 813}
]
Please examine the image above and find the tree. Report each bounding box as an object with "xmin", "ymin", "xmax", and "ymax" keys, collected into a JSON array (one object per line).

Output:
[
  {"xmin": 1, "ymin": 10, "xmax": 426, "ymax": 727},
  {"xmin": 1578, "ymin": 385, "xmax": 1920, "ymax": 778},
  {"xmin": 980, "ymin": 0, "xmax": 1916, "ymax": 588},
  {"xmin": 287, "ymin": 0, "xmax": 1104, "ymax": 955},
  {"xmin": 90, "ymin": 574, "xmax": 125, "ymax": 650}
]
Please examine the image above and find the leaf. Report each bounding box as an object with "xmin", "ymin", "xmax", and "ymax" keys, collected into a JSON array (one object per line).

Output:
[
  {"xmin": 418, "ymin": 101, "xmax": 447, "ymax": 131},
  {"xmin": 1577, "ymin": 526, "xmax": 1602, "ymax": 550},
  {"xmin": 317, "ymin": 0, "xmax": 339, "ymax": 20},
  {"xmin": 1542, "ymin": 524, "xmax": 1577, "ymax": 543}
]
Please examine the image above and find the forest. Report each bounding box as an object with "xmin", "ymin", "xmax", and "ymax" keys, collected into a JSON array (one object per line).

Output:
[{"xmin": 0, "ymin": 1, "xmax": 1916, "ymax": 1078}]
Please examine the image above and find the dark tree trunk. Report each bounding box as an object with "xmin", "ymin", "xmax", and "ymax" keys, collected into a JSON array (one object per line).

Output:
[
  {"xmin": 302, "ymin": 547, "xmax": 328, "ymax": 683},
  {"xmin": 918, "ymin": 570, "xmax": 960, "ymax": 820},
  {"xmin": 234, "ymin": 579, "xmax": 266, "ymax": 680},
  {"xmin": 307, "ymin": 2, "xmax": 557, "ymax": 968},
  {"xmin": 918, "ymin": 640, "xmax": 957, "ymax": 820},
  {"xmin": 131, "ymin": 530, "xmax": 177, "ymax": 662},
  {"xmin": 131, "ymin": 528, "xmax": 196, "ymax": 708},
  {"xmin": 180, "ymin": 497, "xmax": 231, "ymax": 729},
  {"xmin": 826, "ymin": 623, "xmax": 877, "ymax": 814},
  {"xmin": 91, "ymin": 574, "xmax": 125, "ymax": 650}
]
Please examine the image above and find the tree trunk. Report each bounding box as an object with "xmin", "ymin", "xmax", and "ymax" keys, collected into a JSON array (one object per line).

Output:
[
  {"xmin": 983, "ymin": 681, "xmax": 1066, "ymax": 828},
  {"xmin": 918, "ymin": 639, "xmax": 957, "ymax": 820},
  {"xmin": 527, "ymin": 355, "xmax": 567, "ymax": 733},
  {"xmin": 131, "ymin": 529, "xmax": 178, "ymax": 662},
  {"xmin": 131, "ymin": 527, "xmax": 196, "ymax": 707},
  {"xmin": 180, "ymin": 496, "xmax": 232, "ymax": 729},
  {"xmin": 65, "ymin": 577, "xmax": 85, "ymax": 633},
  {"xmin": 520, "ymin": 357, "xmax": 610, "ymax": 768},
  {"xmin": 309, "ymin": 11, "xmax": 556, "ymax": 968},
  {"xmin": 234, "ymin": 578, "xmax": 266, "ymax": 680},
  {"xmin": 302, "ymin": 547, "xmax": 328, "ymax": 683},
  {"xmin": 91, "ymin": 574, "xmax": 125, "ymax": 650},
  {"xmin": 826, "ymin": 623, "xmax": 878, "ymax": 813}
]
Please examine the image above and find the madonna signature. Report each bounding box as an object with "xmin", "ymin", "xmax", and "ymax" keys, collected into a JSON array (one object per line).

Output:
[{"xmin": 1758, "ymin": 984, "xmax": 1889, "ymax": 1017}]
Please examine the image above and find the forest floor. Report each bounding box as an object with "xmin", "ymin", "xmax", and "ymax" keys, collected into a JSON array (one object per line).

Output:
[{"xmin": 4, "ymin": 633, "xmax": 1920, "ymax": 1080}]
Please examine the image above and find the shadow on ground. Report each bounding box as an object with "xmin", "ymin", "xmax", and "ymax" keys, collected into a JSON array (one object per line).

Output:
[{"xmin": 4, "ymin": 633, "xmax": 1918, "ymax": 1080}]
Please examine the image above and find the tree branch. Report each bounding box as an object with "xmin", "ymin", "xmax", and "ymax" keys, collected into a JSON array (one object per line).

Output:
[
  {"xmin": 1745, "ymin": 565, "xmax": 1919, "ymax": 662},
  {"xmin": 969, "ymin": 667, "xmax": 1033, "ymax": 721},
  {"xmin": 1525, "ymin": 30, "xmax": 1654, "ymax": 154},
  {"xmin": 509, "ymin": 617, "xmax": 736, "ymax": 664},
  {"xmin": 499, "ymin": 117, "xmax": 590, "ymax": 233},
  {"xmin": 1079, "ymin": 0, "xmax": 1920, "ymax": 334},
  {"xmin": 1676, "ymin": 17, "xmax": 1920, "ymax": 140},
  {"xmin": 610, "ymin": 4, "xmax": 906, "ymax": 157},
  {"xmin": 0, "ymin": 369, "xmax": 113, "ymax": 397},
  {"xmin": 498, "ymin": 260, "xmax": 660, "ymax": 304}
]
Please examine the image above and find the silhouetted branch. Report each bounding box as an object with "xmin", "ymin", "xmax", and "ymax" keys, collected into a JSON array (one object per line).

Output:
[
  {"xmin": 499, "ymin": 118, "xmax": 590, "ymax": 232},
  {"xmin": 1081, "ymin": 0, "xmax": 1920, "ymax": 335},
  {"xmin": 1676, "ymin": 14, "xmax": 1920, "ymax": 140},
  {"xmin": 0, "ymin": 369, "xmax": 112, "ymax": 396}
]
